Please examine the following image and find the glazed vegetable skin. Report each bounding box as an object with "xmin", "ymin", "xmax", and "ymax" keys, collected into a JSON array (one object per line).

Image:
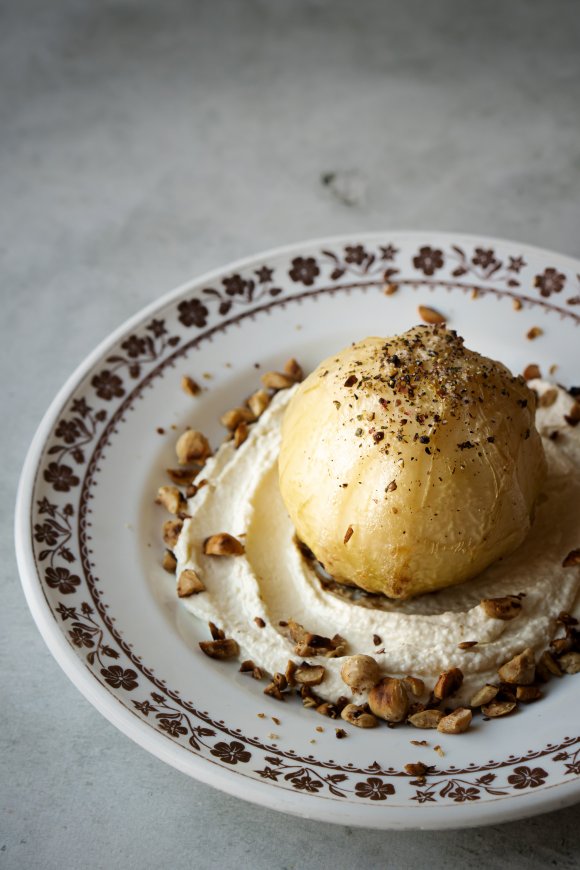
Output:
[{"xmin": 278, "ymin": 325, "xmax": 546, "ymax": 599}]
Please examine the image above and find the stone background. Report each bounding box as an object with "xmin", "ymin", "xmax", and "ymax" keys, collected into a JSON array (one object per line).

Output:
[{"xmin": 2, "ymin": 1, "xmax": 579, "ymax": 866}]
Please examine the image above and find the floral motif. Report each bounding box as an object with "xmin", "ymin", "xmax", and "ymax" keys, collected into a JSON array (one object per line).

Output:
[
  {"xmin": 158, "ymin": 718, "xmax": 188, "ymax": 737},
  {"xmin": 289, "ymin": 772, "xmax": 323, "ymax": 793},
  {"xmin": 288, "ymin": 256, "xmax": 320, "ymax": 285},
  {"xmin": 508, "ymin": 256, "xmax": 526, "ymax": 273},
  {"xmin": 132, "ymin": 700, "xmax": 157, "ymax": 716},
  {"xmin": 344, "ymin": 245, "xmax": 368, "ymax": 266},
  {"xmin": 354, "ymin": 777, "xmax": 395, "ymax": 801},
  {"xmin": 56, "ymin": 602, "xmax": 78, "ymax": 621},
  {"xmin": 45, "ymin": 566, "xmax": 80, "ymax": 594},
  {"xmin": 91, "ymin": 370, "xmax": 125, "ymax": 401},
  {"xmin": 222, "ymin": 274, "xmax": 253, "ymax": 297},
  {"xmin": 472, "ymin": 248, "xmax": 499, "ymax": 270},
  {"xmin": 121, "ymin": 335, "xmax": 147, "ymax": 358},
  {"xmin": 146, "ymin": 318, "xmax": 167, "ymax": 338},
  {"xmin": 210, "ymin": 741, "xmax": 252, "ymax": 765},
  {"xmin": 534, "ymin": 267, "xmax": 566, "ymax": 298},
  {"xmin": 413, "ymin": 246, "xmax": 444, "ymax": 276},
  {"xmin": 69, "ymin": 626, "xmax": 95, "ymax": 648},
  {"xmin": 507, "ymin": 766, "xmax": 548, "ymax": 789},
  {"xmin": 43, "ymin": 462, "xmax": 80, "ymax": 492},
  {"xmin": 255, "ymin": 266, "xmax": 274, "ymax": 283},
  {"xmin": 178, "ymin": 298, "xmax": 209, "ymax": 328},
  {"xmin": 447, "ymin": 785, "xmax": 480, "ymax": 802},
  {"xmin": 380, "ymin": 244, "xmax": 398, "ymax": 261},
  {"xmin": 100, "ymin": 665, "xmax": 139, "ymax": 691},
  {"xmin": 54, "ymin": 419, "xmax": 81, "ymax": 444}
]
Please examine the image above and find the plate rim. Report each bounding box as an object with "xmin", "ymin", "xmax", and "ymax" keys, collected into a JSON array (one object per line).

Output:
[{"xmin": 15, "ymin": 230, "xmax": 580, "ymax": 829}]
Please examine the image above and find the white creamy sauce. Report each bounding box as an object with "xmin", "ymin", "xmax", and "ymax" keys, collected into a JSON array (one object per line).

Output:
[{"xmin": 174, "ymin": 382, "xmax": 580, "ymax": 704}]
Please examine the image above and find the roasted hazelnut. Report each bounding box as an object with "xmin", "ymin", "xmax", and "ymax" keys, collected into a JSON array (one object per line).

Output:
[
  {"xmin": 437, "ymin": 708, "xmax": 472, "ymax": 734},
  {"xmin": 340, "ymin": 704, "xmax": 378, "ymax": 729},
  {"xmin": 340, "ymin": 655, "xmax": 381, "ymax": 691},
  {"xmin": 368, "ymin": 677, "xmax": 409, "ymax": 723}
]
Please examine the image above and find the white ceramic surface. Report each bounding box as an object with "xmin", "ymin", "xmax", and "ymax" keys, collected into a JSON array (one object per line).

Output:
[{"xmin": 16, "ymin": 232, "xmax": 580, "ymax": 829}]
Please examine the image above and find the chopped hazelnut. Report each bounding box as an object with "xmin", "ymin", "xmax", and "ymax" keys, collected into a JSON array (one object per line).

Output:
[
  {"xmin": 433, "ymin": 668, "xmax": 464, "ymax": 700},
  {"xmin": 233, "ymin": 421, "xmax": 249, "ymax": 448},
  {"xmin": 156, "ymin": 485, "xmax": 187, "ymax": 515},
  {"xmin": 559, "ymin": 652, "xmax": 580, "ymax": 674},
  {"xmin": 261, "ymin": 371, "xmax": 295, "ymax": 390},
  {"xmin": 204, "ymin": 533, "xmax": 245, "ymax": 556},
  {"xmin": 437, "ymin": 708, "xmax": 472, "ymax": 734},
  {"xmin": 480, "ymin": 596, "xmax": 522, "ymax": 620},
  {"xmin": 515, "ymin": 685, "xmax": 542, "ymax": 702},
  {"xmin": 199, "ymin": 638, "xmax": 239, "ymax": 659},
  {"xmin": 284, "ymin": 358, "xmax": 304, "ymax": 382},
  {"xmin": 402, "ymin": 676, "xmax": 425, "ymax": 697},
  {"xmin": 166, "ymin": 467, "xmax": 200, "ymax": 486},
  {"xmin": 408, "ymin": 709, "xmax": 444, "ymax": 729},
  {"xmin": 220, "ymin": 407, "xmax": 255, "ymax": 431},
  {"xmin": 563, "ymin": 548, "xmax": 580, "ymax": 567},
  {"xmin": 162, "ymin": 519, "xmax": 183, "ymax": 549},
  {"xmin": 498, "ymin": 648, "xmax": 535, "ymax": 685},
  {"xmin": 481, "ymin": 699, "xmax": 517, "ymax": 718},
  {"xmin": 247, "ymin": 389, "xmax": 271, "ymax": 418},
  {"xmin": 293, "ymin": 664, "xmax": 326, "ymax": 686},
  {"xmin": 418, "ymin": 305, "xmax": 446, "ymax": 325},
  {"xmin": 522, "ymin": 363, "xmax": 541, "ymax": 381},
  {"xmin": 181, "ymin": 375, "xmax": 202, "ymax": 396},
  {"xmin": 340, "ymin": 703, "xmax": 378, "ymax": 728},
  {"xmin": 162, "ymin": 550, "xmax": 177, "ymax": 573},
  {"xmin": 469, "ymin": 684, "xmax": 498, "ymax": 707},
  {"xmin": 176, "ymin": 429, "xmax": 212, "ymax": 465},
  {"xmin": 177, "ymin": 569, "xmax": 205, "ymax": 597}
]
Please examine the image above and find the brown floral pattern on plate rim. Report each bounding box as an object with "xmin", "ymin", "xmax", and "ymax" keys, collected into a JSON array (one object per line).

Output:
[{"xmin": 29, "ymin": 240, "xmax": 580, "ymax": 805}]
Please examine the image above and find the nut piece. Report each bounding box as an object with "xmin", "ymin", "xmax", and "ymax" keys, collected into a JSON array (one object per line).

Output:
[
  {"xmin": 480, "ymin": 596, "xmax": 522, "ymax": 620},
  {"xmin": 526, "ymin": 326, "xmax": 543, "ymax": 340},
  {"xmin": 418, "ymin": 305, "xmax": 446, "ymax": 325},
  {"xmin": 536, "ymin": 650, "xmax": 562, "ymax": 681},
  {"xmin": 563, "ymin": 548, "xmax": 580, "ymax": 567},
  {"xmin": 482, "ymin": 699, "xmax": 517, "ymax": 718},
  {"xmin": 368, "ymin": 677, "xmax": 409, "ymax": 723},
  {"xmin": 516, "ymin": 685, "xmax": 542, "ymax": 702},
  {"xmin": 469, "ymin": 684, "xmax": 498, "ymax": 707},
  {"xmin": 181, "ymin": 375, "xmax": 202, "ymax": 396},
  {"xmin": 408, "ymin": 709, "xmax": 444, "ymax": 729},
  {"xmin": 204, "ymin": 533, "xmax": 245, "ymax": 556},
  {"xmin": 247, "ymin": 389, "xmax": 271, "ymax": 418},
  {"xmin": 166, "ymin": 467, "xmax": 200, "ymax": 486},
  {"xmin": 433, "ymin": 668, "xmax": 464, "ymax": 701},
  {"xmin": 199, "ymin": 638, "xmax": 239, "ymax": 659},
  {"xmin": 233, "ymin": 421, "xmax": 249, "ymax": 448},
  {"xmin": 340, "ymin": 655, "xmax": 381, "ymax": 691},
  {"xmin": 523, "ymin": 364, "xmax": 541, "ymax": 381},
  {"xmin": 539, "ymin": 388, "xmax": 558, "ymax": 408},
  {"xmin": 177, "ymin": 569, "xmax": 205, "ymax": 597},
  {"xmin": 293, "ymin": 664, "xmax": 326, "ymax": 686},
  {"xmin": 404, "ymin": 762, "xmax": 428, "ymax": 777},
  {"xmin": 559, "ymin": 652, "xmax": 580, "ymax": 674},
  {"xmin": 220, "ymin": 407, "xmax": 255, "ymax": 431},
  {"xmin": 162, "ymin": 550, "xmax": 177, "ymax": 573},
  {"xmin": 340, "ymin": 704, "xmax": 378, "ymax": 729},
  {"xmin": 437, "ymin": 708, "xmax": 472, "ymax": 734},
  {"xmin": 176, "ymin": 429, "xmax": 212, "ymax": 465},
  {"xmin": 261, "ymin": 371, "xmax": 296, "ymax": 390},
  {"xmin": 162, "ymin": 519, "xmax": 183, "ymax": 549},
  {"xmin": 403, "ymin": 676, "xmax": 425, "ymax": 697},
  {"xmin": 498, "ymin": 647, "xmax": 535, "ymax": 685},
  {"xmin": 156, "ymin": 485, "xmax": 187, "ymax": 515},
  {"xmin": 284, "ymin": 358, "xmax": 304, "ymax": 382}
]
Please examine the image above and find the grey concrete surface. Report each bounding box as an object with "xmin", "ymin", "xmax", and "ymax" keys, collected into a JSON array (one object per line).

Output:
[{"xmin": 2, "ymin": 0, "xmax": 580, "ymax": 867}]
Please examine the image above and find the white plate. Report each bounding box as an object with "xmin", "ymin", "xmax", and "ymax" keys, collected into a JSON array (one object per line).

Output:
[{"xmin": 16, "ymin": 232, "xmax": 580, "ymax": 829}]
